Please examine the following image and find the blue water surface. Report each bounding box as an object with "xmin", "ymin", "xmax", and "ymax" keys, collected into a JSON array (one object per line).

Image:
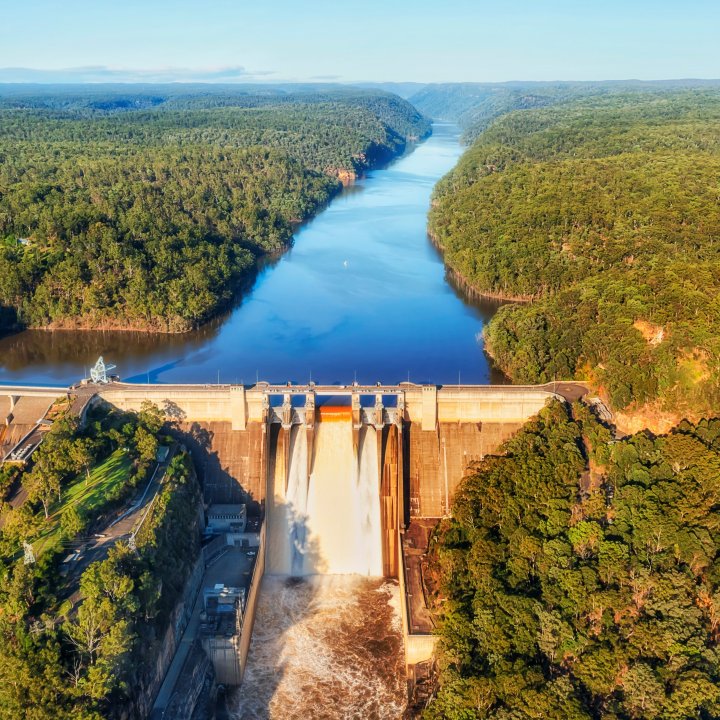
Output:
[{"xmin": 0, "ymin": 124, "xmax": 505, "ymax": 386}]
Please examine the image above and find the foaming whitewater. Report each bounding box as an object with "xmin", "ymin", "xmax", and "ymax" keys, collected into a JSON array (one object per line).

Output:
[
  {"xmin": 287, "ymin": 426, "xmax": 310, "ymax": 576},
  {"xmin": 267, "ymin": 414, "xmax": 383, "ymax": 575},
  {"xmin": 288, "ymin": 428, "xmax": 308, "ymax": 575},
  {"xmin": 355, "ymin": 425, "xmax": 383, "ymax": 576},
  {"xmin": 230, "ymin": 576, "xmax": 406, "ymax": 719},
  {"xmin": 267, "ymin": 425, "xmax": 311, "ymax": 575}
]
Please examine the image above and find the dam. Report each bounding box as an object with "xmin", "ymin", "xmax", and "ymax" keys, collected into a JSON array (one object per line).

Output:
[
  {"xmin": 97, "ymin": 381, "xmax": 574, "ymax": 564},
  {"xmin": 97, "ymin": 380, "xmax": 583, "ymax": 703},
  {"xmin": 1, "ymin": 378, "xmax": 585, "ymax": 716}
]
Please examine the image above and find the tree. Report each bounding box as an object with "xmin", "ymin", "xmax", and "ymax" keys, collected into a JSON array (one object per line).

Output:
[
  {"xmin": 138, "ymin": 401, "xmax": 164, "ymax": 436},
  {"xmin": 27, "ymin": 470, "xmax": 61, "ymax": 520},
  {"xmin": 427, "ymin": 405, "xmax": 720, "ymax": 720},
  {"xmin": 133, "ymin": 426, "xmax": 158, "ymax": 465},
  {"xmin": 69, "ymin": 439, "xmax": 95, "ymax": 486},
  {"xmin": 0, "ymin": 89, "xmax": 429, "ymax": 334},
  {"xmin": 0, "ymin": 405, "xmax": 202, "ymax": 718},
  {"xmin": 429, "ymin": 89, "xmax": 720, "ymax": 416},
  {"xmin": 60, "ymin": 505, "xmax": 86, "ymax": 541}
]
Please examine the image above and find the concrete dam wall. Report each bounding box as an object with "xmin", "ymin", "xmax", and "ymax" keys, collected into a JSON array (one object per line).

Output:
[
  {"xmin": 0, "ymin": 380, "xmax": 583, "ymax": 706},
  {"xmin": 0, "ymin": 379, "xmax": 583, "ymax": 699},
  {"xmin": 97, "ymin": 382, "xmax": 566, "ymax": 577}
]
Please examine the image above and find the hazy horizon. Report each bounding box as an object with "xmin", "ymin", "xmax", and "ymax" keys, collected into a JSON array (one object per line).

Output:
[
  {"xmin": 1, "ymin": 0, "xmax": 718, "ymax": 84},
  {"xmin": 1, "ymin": 75, "xmax": 719, "ymax": 88}
]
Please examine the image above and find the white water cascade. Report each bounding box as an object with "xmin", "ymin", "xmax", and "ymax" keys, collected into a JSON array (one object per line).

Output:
[
  {"xmin": 243, "ymin": 417, "xmax": 402, "ymax": 718},
  {"xmin": 354, "ymin": 425, "xmax": 384, "ymax": 576},
  {"xmin": 267, "ymin": 425, "xmax": 309, "ymax": 575},
  {"xmin": 267, "ymin": 414, "xmax": 383, "ymax": 576}
]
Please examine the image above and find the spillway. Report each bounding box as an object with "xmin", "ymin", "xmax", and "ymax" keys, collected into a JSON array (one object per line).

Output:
[
  {"xmin": 267, "ymin": 409, "xmax": 383, "ymax": 576},
  {"xmin": 267, "ymin": 425, "xmax": 311, "ymax": 575},
  {"xmin": 239, "ymin": 409, "xmax": 399, "ymax": 717},
  {"xmin": 355, "ymin": 425, "xmax": 383, "ymax": 577}
]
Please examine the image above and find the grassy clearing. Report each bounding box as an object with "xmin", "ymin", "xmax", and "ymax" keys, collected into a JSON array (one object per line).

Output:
[{"xmin": 33, "ymin": 449, "xmax": 132, "ymax": 555}]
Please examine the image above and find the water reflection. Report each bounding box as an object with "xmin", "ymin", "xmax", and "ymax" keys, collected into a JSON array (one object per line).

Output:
[
  {"xmin": 0, "ymin": 323, "xmax": 223, "ymax": 381},
  {"xmin": 0, "ymin": 123, "xmax": 507, "ymax": 386}
]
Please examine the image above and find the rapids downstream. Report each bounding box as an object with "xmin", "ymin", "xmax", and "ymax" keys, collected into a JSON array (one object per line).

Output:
[{"xmin": 230, "ymin": 576, "xmax": 405, "ymax": 720}]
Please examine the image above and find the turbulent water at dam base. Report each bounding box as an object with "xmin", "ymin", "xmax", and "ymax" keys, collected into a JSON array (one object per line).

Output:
[
  {"xmin": 230, "ymin": 576, "xmax": 406, "ymax": 720},
  {"xmin": 245, "ymin": 408, "xmax": 399, "ymax": 717}
]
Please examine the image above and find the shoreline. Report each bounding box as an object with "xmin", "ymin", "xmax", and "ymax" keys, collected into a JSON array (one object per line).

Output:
[
  {"xmin": 3, "ymin": 132, "xmax": 431, "ymax": 339},
  {"xmin": 427, "ymin": 231, "xmax": 535, "ymax": 304}
]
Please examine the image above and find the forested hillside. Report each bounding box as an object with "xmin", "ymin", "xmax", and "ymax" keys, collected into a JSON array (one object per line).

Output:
[
  {"xmin": 410, "ymin": 81, "xmax": 573, "ymax": 135},
  {"xmin": 0, "ymin": 402, "xmax": 200, "ymax": 718},
  {"xmin": 409, "ymin": 79, "xmax": 720, "ymax": 139},
  {"xmin": 0, "ymin": 87, "xmax": 429, "ymax": 333},
  {"xmin": 426, "ymin": 401, "xmax": 720, "ymax": 720},
  {"xmin": 428, "ymin": 90, "xmax": 720, "ymax": 419}
]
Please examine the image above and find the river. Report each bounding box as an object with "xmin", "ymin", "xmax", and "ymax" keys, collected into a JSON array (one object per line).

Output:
[
  {"xmin": 230, "ymin": 576, "xmax": 406, "ymax": 720},
  {"xmin": 0, "ymin": 123, "xmax": 504, "ymax": 386}
]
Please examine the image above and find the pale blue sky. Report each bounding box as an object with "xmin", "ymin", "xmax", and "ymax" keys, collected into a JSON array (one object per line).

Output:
[{"xmin": 1, "ymin": 0, "xmax": 718, "ymax": 83}]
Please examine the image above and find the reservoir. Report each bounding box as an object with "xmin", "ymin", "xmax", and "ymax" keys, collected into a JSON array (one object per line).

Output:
[{"xmin": 0, "ymin": 123, "xmax": 504, "ymax": 387}]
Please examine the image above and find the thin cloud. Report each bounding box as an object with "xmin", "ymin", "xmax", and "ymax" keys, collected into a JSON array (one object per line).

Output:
[{"xmin": 0, "ymin": 65, "xmax": 276, "ymax": 83}]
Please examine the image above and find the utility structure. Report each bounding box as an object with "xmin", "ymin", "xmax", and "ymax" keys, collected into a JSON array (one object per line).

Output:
[{"xmin": 90, "ymin": 357, "xmax": 116, "ymax": 384}]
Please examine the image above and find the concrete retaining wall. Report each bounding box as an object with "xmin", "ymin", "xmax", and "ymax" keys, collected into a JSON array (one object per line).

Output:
[
  {"xmin": 238, "ymin": 521, "xmax": 266, "ymax": 681},
  {"xmin": 100, "ymin": 385, "xmax": 260, "ymax": 429},
  {"xmin": 398, "ymin": 523, "xmax": 437, "ymax": 667},
  {"xmin": 140, "ymin": 555, "xmax": 204, "ymax": 718},
  {"xmin": 161, "ymin": 643, "xmax": 214, "ymax": 720}
]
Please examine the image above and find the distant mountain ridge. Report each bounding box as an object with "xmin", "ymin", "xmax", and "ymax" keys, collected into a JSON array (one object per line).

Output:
[{"xmin": 408, "ymin": 79, "xmax": 720, "ymax": 138}]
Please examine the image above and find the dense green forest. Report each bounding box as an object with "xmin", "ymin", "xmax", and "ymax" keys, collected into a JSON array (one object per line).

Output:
[
  {"xmin": 426, "ymin": 401, "xmax": 720, "ymax": 720},
  {"xmin": 409, "ymin": 80, "xmax": 720, "ymax": 139},
  {"xmin": 0, "ymin": 87, "xmax": 429, "ymax": 332},
  {"xmin": 429, "ymin": 90, "xmax": 720, "ymax": 416},
  {"xmin": 0, "ymin": 401, "xmax": 201, "ymax": 719}
]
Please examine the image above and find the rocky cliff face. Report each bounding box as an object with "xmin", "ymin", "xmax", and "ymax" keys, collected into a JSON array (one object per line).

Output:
[{"xmin": 329, "ymin": 136, "xmax": 415, "ymax": 185}]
